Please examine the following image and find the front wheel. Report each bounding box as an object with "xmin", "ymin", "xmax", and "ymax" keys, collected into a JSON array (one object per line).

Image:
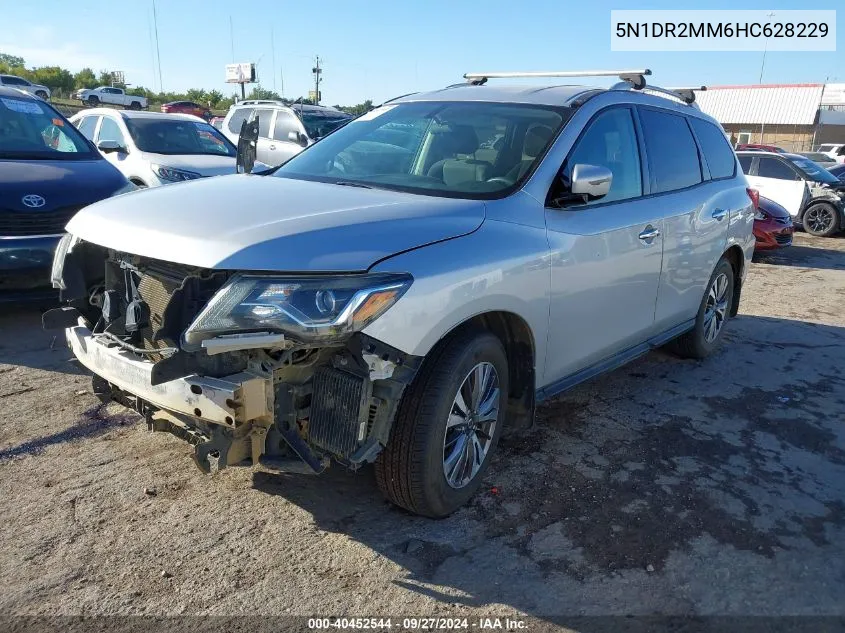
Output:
[
  {"xmin": 35, "ymin": 90, "xmax": 48, "ymax": 100},
  {"xmin": 669, "ymin": 257, "xmax": 735, "ymax": 359},
  {"xmin": 375, "ymin": 331, "xmax": 508, "ymax": 517},
  {"xmin": 86, "ymin": 96, "xmax": 99, "ymax": 107},
  {"xmin": 803, "ymin": 202, "xmax": 840, "ymax": 237}
]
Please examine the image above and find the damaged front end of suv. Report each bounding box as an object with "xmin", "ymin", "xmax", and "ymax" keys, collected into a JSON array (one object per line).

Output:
[{"xmin": 46, "ymin": 235, "xmax": 420, "ymax": 475}]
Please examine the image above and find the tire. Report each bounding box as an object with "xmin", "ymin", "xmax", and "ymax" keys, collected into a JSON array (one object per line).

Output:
[
  {"xmin": 669, "ymin": 257, "xmax": 735, "ymax": 360},
  {"xmin": 375, "ymin": 330, "xmax": 508, "ymax": 518},
  {"xmin": 86, "ymin": 96, "xmax": 99, "ymax": 107},
  {"xmin": 803, "ymin": 202, "xmax": 840, "ymax": 237},
  {"xmin": 35, "ymin": 90, "xmax": 48, "ymax": 100},
  {"xmin": 129, "ymin": 101, "xmax": 142, "ymax": 111}
]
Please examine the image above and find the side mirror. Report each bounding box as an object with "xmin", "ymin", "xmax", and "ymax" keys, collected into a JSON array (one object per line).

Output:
[
  {"xmin": 236, "ymin": 117, "xmax": 259, "ymax": 174},
  {"xmin": 288, "ymin": 130, "xmax": 308, "ymax": 147},
  {"xmin": 97, "ymin": 139, "xmax": 126, "ymax": 154},
  {"xmin": 569, "ymin": 164, "xmax": 613, "ymax": 200}
]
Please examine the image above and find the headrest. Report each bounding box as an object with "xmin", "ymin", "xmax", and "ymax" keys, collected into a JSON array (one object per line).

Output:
[
  {"xmin": 447, "ymin": 125, "xmax": 479, "ymax": 154},
  {"xmin": 523, "ymin": 124, "xmax": 554, "ymax": 158}
]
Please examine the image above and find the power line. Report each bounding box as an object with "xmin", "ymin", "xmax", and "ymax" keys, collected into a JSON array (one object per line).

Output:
[
  {"xmin": 151, "ymin": 0, "xmax": 163, "ymax": 91},
  {"xmin": 271, "ymin": 28, "xmax": 276, "ymax": 92}
]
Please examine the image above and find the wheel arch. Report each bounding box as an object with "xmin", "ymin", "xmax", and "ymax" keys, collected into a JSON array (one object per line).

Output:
[{"xmin": 431, "ymin": 310, "xmax": 536, "ymax": 431}]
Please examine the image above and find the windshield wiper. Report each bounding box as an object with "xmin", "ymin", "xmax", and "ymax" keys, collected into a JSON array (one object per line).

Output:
[{"xmin": 334, "ymin": 181, "xmax": 374, "ymax": 189}]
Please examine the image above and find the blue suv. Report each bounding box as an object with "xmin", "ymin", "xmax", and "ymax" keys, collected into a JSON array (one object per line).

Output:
[{"xmin": 0, "ymin": 87, "xmax": 132, "ymax": 301}]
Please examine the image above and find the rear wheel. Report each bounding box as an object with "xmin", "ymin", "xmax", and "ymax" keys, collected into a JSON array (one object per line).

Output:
[
  {"xmin": 803, "ymin": 202, "xmax": 840, "ymax": 237},
  {"xmin": 375, "ymin": 331, "xmax": 508, "ymax": 517},
  {"xmin": 669, "ymin": 257, "xmax": 735, "ymax": 359},
  {"xmin": 129, "ymin": 101, "xmax": 142, "ymax": 110}
]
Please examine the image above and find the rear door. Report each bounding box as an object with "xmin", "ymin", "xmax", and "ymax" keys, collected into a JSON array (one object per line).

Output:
[
  {"xmin": 746, "ymin": 156, "xmax": 806, "ymax": 217},
  {"xmin": 252, "ymin": 108, "xmax": 276, "ymax": 166},
  {"xmin": 544, "ymin": 106, "xmax": 664, "ymax": 382}
]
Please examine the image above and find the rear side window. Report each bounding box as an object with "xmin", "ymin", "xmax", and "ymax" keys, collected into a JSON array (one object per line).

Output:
[
  {"xmin": 227, "ymin": 107, "xmax": 254, "ymax": 134},
  {"xmin": 639, "ymin": 109, "xmax": 702, "ymax": 193},
  {"xmin": 757, "ymin": 157, "xmax": 799, "ymax": 181},
  {"xmin": 690, "ymin": 118, "xmax": 736, "ymax": 179},
  {"xmin": 252, "ymin": 108, "xmax": 274, "ymax": 138},
  {"xmin": 737, "ymin": 155, "xmax": 753, "ymax": 173}
]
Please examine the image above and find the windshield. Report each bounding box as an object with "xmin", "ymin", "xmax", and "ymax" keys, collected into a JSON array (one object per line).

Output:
[
  {"xmin": 789, "ymin": 157, "xmax": 841, "ymax": 184},
  {"xmin": 0, "ymin": 95, "xmax": 97, "ymax": 160},
  {"xmin": 299, "ymin": 113, "xmax": 351, "ymax": 139},
  {"xmin": 274, "ymin": 101, "xmax": 567, "ymax": 198},
  {"xmin": 125, "ymin": 118, "xmax": 236, "ymax": 156}
]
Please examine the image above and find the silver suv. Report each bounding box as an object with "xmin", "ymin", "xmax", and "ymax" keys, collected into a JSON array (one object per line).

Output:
[
  {"xmin": 0, "ymin": 74, "xmax": 51, "ymax": 100},
  {"xmin": 48, "ymin": 70, "xmax": 755, "ymax": 517},
  {"xmin": 221, "ymin": 100, "xmax": 352, "ymax": 166}
]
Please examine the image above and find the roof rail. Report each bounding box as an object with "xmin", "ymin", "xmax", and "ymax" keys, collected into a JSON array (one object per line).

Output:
[
  {"xmin": 463, "ymin": 69, "xmax": 651, "ymax": 89},
  {"xmin": 665, "ymin": 86, "xmax": 707, "ymax": 104}
]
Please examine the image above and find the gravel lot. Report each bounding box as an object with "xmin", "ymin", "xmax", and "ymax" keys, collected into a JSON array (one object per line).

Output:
[{"xmin": 1, "ymin": 233, "xmax": 844, "ymax": 625}]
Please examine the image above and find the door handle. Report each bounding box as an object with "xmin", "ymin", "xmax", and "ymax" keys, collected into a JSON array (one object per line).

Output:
[
  {"xmin": 269, "ymin": 144, "xmax": 276, "ymax": 150},
  {"xmin": 712, "ymin": 208, "xmax": 728, "ymax": 220},
  {"xmin": 638, "ymin": 226, "xmax": 660, "ymax": 241}
]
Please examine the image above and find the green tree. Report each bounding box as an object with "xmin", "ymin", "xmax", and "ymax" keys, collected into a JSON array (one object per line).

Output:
[
  {"xmin": 32, "ymin": 66, "xmax": 74, "ymax": 94},
  {"xmin": 74, "ymin": 68, "xmax": 97, "ymax": 89},
  {"xmin": 206, "ymin": 89, "xmax": 224, "ymax": 108},
  {"xmin": 0, "ymin": 52, "xmax": 25, "ymax": 68},
  {"xmin": 97, "ymin": 70, "xmax": 113, "ymax": 86},
  {"xmin": 246, "ymin": 84, "xmax": 281, "ymax": 101}
]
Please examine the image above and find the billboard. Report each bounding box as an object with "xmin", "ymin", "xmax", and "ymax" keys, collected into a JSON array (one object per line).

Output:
[{"xmin": 225, "ymin": 63, "xmax": 256, "ymax": 84}]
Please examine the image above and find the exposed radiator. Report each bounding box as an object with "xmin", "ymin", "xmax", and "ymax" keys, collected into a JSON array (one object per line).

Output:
[{"xmin": 309, "ymin": 367, "xmax": 371, "ymax": 458}]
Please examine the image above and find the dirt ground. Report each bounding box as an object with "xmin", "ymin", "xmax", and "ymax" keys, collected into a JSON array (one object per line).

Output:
[{"xmin": 1, "ymin": 233, "xmax": 844, "ymax": 626}]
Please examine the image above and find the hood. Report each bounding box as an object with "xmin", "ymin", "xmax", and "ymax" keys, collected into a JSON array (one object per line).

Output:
[
  {"xmin": 757, "ymin": 196, "xmax": 791, "ymax": 219},
  {"xmin": 141, "ymin": 152, "xmax": 237, "ymax": 178},
  {"xmin": 67, "ymin": 175, "xmax": 486, "ymax": 271},
  {"xmin": 0, "ymin": 158, "xmax": 128, "ymax": 212}
]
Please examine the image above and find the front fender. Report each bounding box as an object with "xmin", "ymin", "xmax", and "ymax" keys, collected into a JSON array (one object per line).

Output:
[{"xmin": 363, "ymin": 219, "xmax": 551, "ymax": 385}]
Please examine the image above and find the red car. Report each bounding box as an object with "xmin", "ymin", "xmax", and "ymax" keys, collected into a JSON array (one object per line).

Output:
[
  {"xmin": 736, "ymin": 143, "xmax": 785, "ymax": 153},
  {"xmin": 160, "ymin": 101, "xmax": 211, "ymax": 120},
  {"xmin": 750, "ymin": 189, "xmax": 793, "ymax": 251}
]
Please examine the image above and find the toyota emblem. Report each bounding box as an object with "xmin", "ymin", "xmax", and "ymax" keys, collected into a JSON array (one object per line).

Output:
[{"xmin": 22, "ymin": 194, "xmax": 46, "ymax": 208}]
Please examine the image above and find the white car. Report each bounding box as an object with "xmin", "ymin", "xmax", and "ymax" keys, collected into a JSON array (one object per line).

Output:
[
  {"xmin": 0, "ymin": 74, "xmax": 50, "ymax": 99},
  {"xmin": 816, "ymin": 143, "xmax": 845, "ymax": 164},
  {"xmin": 70, "ymin": 109, "xmax": 241, "ymax": 187},
  {"xmin": 73, "ymin": 86, "xmax": 147, "ymax": 110}
]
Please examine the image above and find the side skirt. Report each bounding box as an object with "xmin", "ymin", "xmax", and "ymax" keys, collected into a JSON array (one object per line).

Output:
[{"xmin": 535, "ymin": 319, "xmax": 695, "ymax": 403}]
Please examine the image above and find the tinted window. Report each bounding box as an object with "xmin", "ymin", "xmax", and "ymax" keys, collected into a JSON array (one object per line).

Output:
[
  {"xmin": 639, "ymin": 109, "xmax": 702, "ymax": 193},
  {"xmin": 97, "ymin": 117, "xmax": 125, "ymax": 145},
  {"xmin": 757, "ymin": 157, "xmax": 798, "ymax": 181},
  {"xmin": 76, "ymin": 115, "xmax": 98, "ymax": 140},
  {"xmin": 565, "ymin": 107, "xmax": 642, "ymax": 204},
  {"xmin": 273, "ymin": 110, "xmax": 299, "ymax": 141},
  {"xmin": 252, "ymin": 108, "xmax": 273, "ymax": 138},
  {"xmin": 227, "ymin": 107, "xmax": 254, "ymax": 134},
  {"xmin": 0, "ymin": 95, "xmax": 96, "ymax": 159},
  {"xmin": 738, "ymin": 155, "xmax": 753, "ymax": 173},
  {"xmin": 690, "ymin": 118, "xmax": 735, "ymax": 179},
  {"xmin": 124, "ymin": 118, "xmax": 235, "ymax": 157},
  {"xmin": 2, "ymin": 76, "xmax": 29, "ymax": 86}
]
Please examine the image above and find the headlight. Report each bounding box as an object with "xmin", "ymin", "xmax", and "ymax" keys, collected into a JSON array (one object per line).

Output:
[
  {"xmin": 151, "ymin": 164, "xmax": 202, "ymax": 182},
  {"xmin": 50, "ymin": 233, "xmax": 79, "ymax": 290},
  {"xmin": 112, "ymin": 181, "xmax": 138, "ymax": 196},
  {"xmin": 184, "ymin": 273, "xmax": 413, "ymax": 345}
]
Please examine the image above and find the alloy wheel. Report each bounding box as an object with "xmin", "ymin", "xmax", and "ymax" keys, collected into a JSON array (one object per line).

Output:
[
  {"xmin": 442, "ymin": 362, "xmax": 500, "ymax": 489},
  {"xmin": 805, "ymin": 206, "xmax": 835, "ymax": 234},
  {"xmin": 703, "ymin": 272, "xmax": 729, "ymax": 343}
]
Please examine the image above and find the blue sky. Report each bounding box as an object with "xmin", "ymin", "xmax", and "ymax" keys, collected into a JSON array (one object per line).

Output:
[{"xmin": 1, "ymin": 0, "xmax": 841, "ymax": 105}]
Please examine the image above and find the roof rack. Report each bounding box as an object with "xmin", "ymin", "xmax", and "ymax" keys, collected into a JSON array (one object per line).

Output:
[
  {"xmin": 463, "ymin": 69, "xmax": 652, "ymax": 89},
  {"xmin": 664, "ymin": 86, "xmax": 706, "ymax": 104}
]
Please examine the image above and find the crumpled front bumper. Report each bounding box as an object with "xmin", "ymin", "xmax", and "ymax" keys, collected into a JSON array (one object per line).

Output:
[{"xmin": 66, "ymin": 323, "xmax": 272, "ymax": 426}]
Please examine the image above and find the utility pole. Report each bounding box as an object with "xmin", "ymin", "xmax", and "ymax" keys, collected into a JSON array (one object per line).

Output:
[
  {"xmin": 271, "ymin": 28, "xmax": 276, "ymax": 92},
  {"xmin": 151, "ymin": 0, "xmax": 163, "ymax": 92},
  {"xmin": 229, "ymin": 16, "xmax": 235, "ymax": 62},
  {"xmin": 758, "ymin": 11, "xmax": 775, "ymax": 143},
  {"xmin": 312, "ymin": 56, "xmax": 322, "ymax": 105}
]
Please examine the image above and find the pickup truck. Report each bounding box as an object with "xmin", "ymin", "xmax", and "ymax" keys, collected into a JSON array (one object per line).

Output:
[{"xmin": 73, "ymin": 86, "xmax": 147, "ymax": 110}]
